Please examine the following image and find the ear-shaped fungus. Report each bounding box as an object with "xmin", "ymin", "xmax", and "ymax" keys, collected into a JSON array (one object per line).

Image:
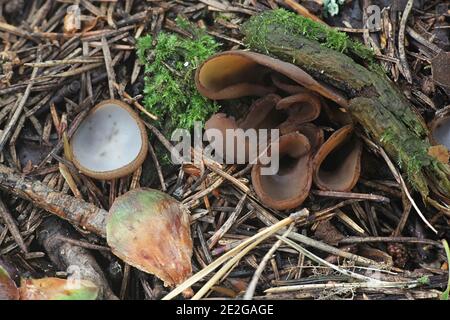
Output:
[
  {"xmin": 313, "ymin": 125, "xmax": 362, "ymax": 191},
  {"xmin": 238, "ymin": 93, "xmax": 321, "ymax": 135},
  {"xmin": 238, "ymin": 94, "xmax": 282, "ymax": 130},
  {"xmin": 251, "ymin": 132, "xmax": 313, "ymax": 210},
  {"xmin": 204, "ymin": 113, "xmax": 242, "ymax": 163},
  {"xmin": 276, "ymin": 92, "xmax": 322, "ymax": 134},
  {"xmin": 198, "ymin": 50, "xmax": 363, "ymax": 208},
  {"xmin": 205, "ymin": 93, "xmax": 322, "ymax": 164},
  {"xmin": 205, "ymin": 95, "xmax": 283, "ymax": 163},
  {"xmin": 297, "ymin": 123, "xmax": 324, "ymax": 153},
  {"xmin": 196, "ymin": 51, "xmax": 348, "ymax": 107},
  {"xmin": 270, "ymin": 73, "xmax": 307, "ymax": 95},
  {"xmin": 70, "ymin": 99, "xmax": 148, "ymax": 180}
]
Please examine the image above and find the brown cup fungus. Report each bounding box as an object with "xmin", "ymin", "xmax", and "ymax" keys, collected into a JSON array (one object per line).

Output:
[
  {"xmin": 196, "ymin": 50, "xmax": 363, "ymax": 210},
  {"xmin": 196, "ymin": 50, "xmax": 348, "ymax": 107},
  {"xmin": 313, "ymin": 125, "xmax": 362, "ymax": 192},
  {"xmin": 251, "ymin": 133, "xmax": 313, "ymax": 210},
  {"xmin": 430, "ymin": 113, "xmax": 450, "ymax": 151},
  {"xmin": 428, "ymin": 111, "xmax": 450, "ymax": 163},
  {"xmin": 70, "ymin": 99, "xmax": 148, "ymax": 180}
]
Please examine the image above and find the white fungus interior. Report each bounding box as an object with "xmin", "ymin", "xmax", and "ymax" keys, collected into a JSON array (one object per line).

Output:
[
  {"xmin": 71, "ymin": 103, "xmax": 142, "ymax": 172},
  {"xmin": 433, "ymin": 117, "xmax": 450, "ymax": 150}
]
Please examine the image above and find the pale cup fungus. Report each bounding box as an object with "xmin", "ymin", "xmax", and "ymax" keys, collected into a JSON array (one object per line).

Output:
[{"xmin": 70, "ymin": 99, "xmax": 148, "ymax": 180}]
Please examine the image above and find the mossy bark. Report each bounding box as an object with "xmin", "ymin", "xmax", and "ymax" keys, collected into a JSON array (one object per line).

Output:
[{"xmin": 242, "ymin": 12, "xmax": 450, "ymax": 202}]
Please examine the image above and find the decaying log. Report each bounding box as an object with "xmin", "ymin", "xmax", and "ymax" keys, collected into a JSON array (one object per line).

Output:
[
  {"xmin": 37, "ymin": 217, "xmax": 118, "ymax": 300},
  {"xmin": 0, "ymin": 164, "xmax": 107, "ymax": 237}
]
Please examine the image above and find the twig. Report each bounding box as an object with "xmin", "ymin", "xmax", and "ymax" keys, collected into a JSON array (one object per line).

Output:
[
  {"xmin": 265, "ymin": 280, "xmax": 420, "ymax": 294},
  {"xmin": 278, "ymin": 236, "xmax": 387, "ymax": 282},
  {"xmin": 162, "ymin": 209, "xmax": 309, "ymax": 300},
  {"xmin": 54, "ymin": 235, "xmax": 111, "ymax": 251},
  {"xmin": 0, "ymin": 164, "xmax": 108, "ymax": 237},
  {"xmin": 192, "ymin": 218, "xmax": 295, "ymax": 300},
  {"xmin": 339, "ymin": 236, "xmax": 443, "ymax": 247},
  {"xmin": 148, "ymin": 143, "xmax": 166, "ymax": 191},
  {"xmin": 0, "ymin": 53, "xmax": 40, "ymax": 152},
  {"xmin": 101, "ymin": 36, "xmax": 116, "ymax": 99},
  {"xmin": 282, "ymin": 0, "xmax": 326, "ymax": 25},
  {"xmin": 244, "ymin": 224, "xmax": 294, "ymax": 300},
  {"xmin": 113, "ymin": 82, "xmax": 158, "ymax": 120},
  {"xmin": 311, "ymin": 190, "xmax": 390, "ymax": 203},
  {"xmin": 362, "ymin": 137, "xmax": 438, "ymax": 234},
  {"xmin": 207, "ymin": 193, "xmax": 247, "ymax": 249},
  {"xmin": 0, "ymin": 199, "xmax": 28, "ymax": 253},
  {"xmin": 38, "ymin": 217, "xmax": 117, "ymax": 300},
  {"xmin": 120, "ymin": 264, "xmax": 131, "ymax": 300},
  {"xmin": 286, "ymin": 232, "xmax": 386, "ymax": 269},
  {"xmin": 398, "ymin": 0, "xmax": 414, "ymax": 83}
]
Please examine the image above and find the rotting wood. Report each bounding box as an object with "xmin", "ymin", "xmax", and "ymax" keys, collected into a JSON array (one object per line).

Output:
[{"xmin": 0, "ymin": 164, "xmax": 107, "ymax": 237}]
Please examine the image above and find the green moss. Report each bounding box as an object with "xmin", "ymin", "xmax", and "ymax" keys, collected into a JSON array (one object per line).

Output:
[
  {"xmin": 380, "ymin": 127, "xmax": 432, "ymax": 194},
  {"xmin": 137, "ymin": 17, "xmax": 220, "ymax": 132},
  {"xmin": 242, "ymin": 9, "xmax": 383, "ymax": 73}
]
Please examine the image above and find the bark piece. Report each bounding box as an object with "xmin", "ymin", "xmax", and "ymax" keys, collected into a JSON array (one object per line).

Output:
[
  {"xmin": 0, "ymin": 164, "xmax": 107, "ymax": 237},
  {"xmin": 37, "ymin": 217, "xmax": 117, "ymax": 300}
]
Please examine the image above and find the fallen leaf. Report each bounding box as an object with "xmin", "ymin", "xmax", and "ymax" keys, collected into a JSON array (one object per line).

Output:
[
  {"xmin": 107, "ymin": 188, "xmax": 193, "ymax": 287},
  {"xmin": 19, "ymin": 277, "xmax": 98, "ymax": 300},
  {"xmin": 0, "ymin": 264, "xmax": 19, "ymax": 300}
]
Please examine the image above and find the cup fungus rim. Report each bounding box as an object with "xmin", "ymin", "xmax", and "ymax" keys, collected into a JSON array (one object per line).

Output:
[
  {"xmin": 195, "ymin": 50, "xmax": 349, "ymax": 107},
  {"xmin": 312, "ymin": 124, "xmax": 362, "ymax": 192},
  {"xmin": 251, "ymin": 132, "xmax": 313, "ymax": 210},
  {"xmin": 429, "ymin": 112, "xmax": 450, "ymax": 148},
  {"xmin": 70, "ymin": 99, "xmax": 149, "ymax": 180}
]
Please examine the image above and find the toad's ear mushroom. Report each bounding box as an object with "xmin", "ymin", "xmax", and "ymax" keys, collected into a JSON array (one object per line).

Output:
[
  {"xmin": 206, "ymin": 95, "xmax": 283, "ymax": 164},
  {"xmin": 196, "ymin": 50, "xmax": 348, "ymax": 107},
  {"xmin": 204, "ymin": 113, "xmax": 241, "ymax": 163},
  {"xmin": 195, "ymin": 52, "xmax": 275, "ymax": 100},
  {"xmin": 277, "ymin": 92, "xmax": 322, "ymax": 134},
  {"xmin": 313, "ymin": 125, "xmax": 362, "ymax": 191},
  {"xmin": 251, "ymin": 132, "xmax": 313, "ymax": 210},
  {"xmin": 237, "ymin": 94, "xmax": 282, "ymax": 130},
  {"xmin": 271, "ymin": 73, "xmax": 307, "ymax": 95},
  {"xmin": 296, "ymin": 123, "xmax": 324, "ymax": 153}
]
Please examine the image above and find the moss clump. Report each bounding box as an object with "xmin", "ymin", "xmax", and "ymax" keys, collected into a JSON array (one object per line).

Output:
[
  {"xmin": 242, "ymin": 9, "xmax": 382, "ymax": 73},
  {"xmin": 137, "ymin": 18, "xmax": 220, "ymax": 132}
]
